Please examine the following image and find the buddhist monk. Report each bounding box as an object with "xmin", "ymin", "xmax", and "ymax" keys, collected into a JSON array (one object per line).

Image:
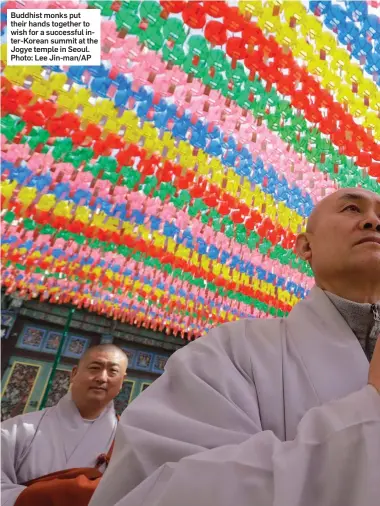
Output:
[
  {"xmin": 90, "ymin": 188, "xmax": 380, "ymax": 506},
  {"xmin": 2, "ymin": 343, "xmax": 128, "ymax": 506}
]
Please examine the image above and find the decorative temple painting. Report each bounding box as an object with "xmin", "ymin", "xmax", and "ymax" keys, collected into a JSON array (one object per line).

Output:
[
  {"xmin": 152, "ymin": 355, "xmax": 168, "ymax": 374},
  {"xmin": 42, "ymin": 331, "xmax": 63, "ymax": 354},
  {"xmin": 122, "ymin": 347, "xmax": 137, "ymax": 369},
  {"xmin": 1, "ymin": 362, "xmax": 40, "ymax": 421},
  {"xmin": 1, "ymin": 311, "xmax": 16, "ymax": 339},
  {"xmin": 64, "ymin": 336, "xmax": 89, "ymax": 359},
  {"xmin": 135, "ymin": 351, "xmax": 154, "ymax": 371},
  {"xmin": 16, "ymin": 325, "xmax": 90, "ymax": 358},
  {"xmin": 43, "ymin": 369, "xmax": 71, "ymax": 409},
  {"xmin": 17, "ymin": 326, "xmax": 46, "ymax": 351},
  {"xmin": 114, "ymin": 380, "xmax": 135, "ymax": 416}
]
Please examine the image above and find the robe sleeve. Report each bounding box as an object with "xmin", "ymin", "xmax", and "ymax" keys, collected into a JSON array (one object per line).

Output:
[
  {"xmin": 89, "ymin": 321, "xmax": 380, "ymax": 506},
  {"xmin": 1, "ymin": 420, "xmax": 27, "ymax": 506},
  {"xmin": 1, "ymin": 412, "xmax": 43, "ymax": 506}
]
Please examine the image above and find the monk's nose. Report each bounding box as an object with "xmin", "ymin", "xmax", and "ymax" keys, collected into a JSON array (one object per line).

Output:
[
  {"xmin": 96, "ymin": 369, "xmax": 108, "ymax": 383},
  {"xmin": 361, "ymin": 212, "xmax": 380, "ymax": 232}
]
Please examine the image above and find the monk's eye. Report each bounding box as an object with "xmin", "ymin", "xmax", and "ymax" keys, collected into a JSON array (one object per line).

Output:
[{"xmin": 343, "ymin": 204, "xmax": 360, "ymax": 212}]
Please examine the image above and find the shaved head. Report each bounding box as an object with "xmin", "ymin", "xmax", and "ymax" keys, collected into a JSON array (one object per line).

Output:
[
  {"xmin": 296, "ymin": 187, "xmax": 380, "ymax": 302},
  {"xmin": 306, "ymin": 188, "xmax": 380, "ymax": 234},
  {"xmin": 78, "ymin": 344, "xmax": 128, "ymax": 368}
]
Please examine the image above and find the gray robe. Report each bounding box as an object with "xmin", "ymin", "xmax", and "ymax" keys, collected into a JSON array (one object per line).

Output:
[
  {"xmin": 1, "ymin": 393, "xmax": 117, "ymax": 506},
  {"xmin": 90, "ymin": 287, "xmax": 380, "ymax": 506}
]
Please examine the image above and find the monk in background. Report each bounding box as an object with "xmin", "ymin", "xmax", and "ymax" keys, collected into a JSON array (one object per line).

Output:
[{"xmin": 1, "ymin": 344, "xmax": 128, "ymax": 506}]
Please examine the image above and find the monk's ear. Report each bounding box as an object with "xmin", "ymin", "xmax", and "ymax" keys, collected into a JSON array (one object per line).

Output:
[
  {"xmin": 296, "ymin": 233, "xmax": 312, "ymax": 262},
  {"xmin": 70, "ymin": 366, "xmax": 78, "ymax": 383}
]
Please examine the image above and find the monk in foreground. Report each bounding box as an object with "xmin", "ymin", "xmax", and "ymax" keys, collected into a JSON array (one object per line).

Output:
[
  {"xmin": 1, "ymin": 344, "xmax": 128, "ymax": 506},
  {"xmin": 91, "ymin": 188, "xmax": 380, "ymax": 506}
]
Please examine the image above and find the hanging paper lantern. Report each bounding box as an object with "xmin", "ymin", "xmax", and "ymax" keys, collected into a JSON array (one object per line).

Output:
[{"xmin": 1, "ymin": 0, "xmax": 378, "ymax": 340}]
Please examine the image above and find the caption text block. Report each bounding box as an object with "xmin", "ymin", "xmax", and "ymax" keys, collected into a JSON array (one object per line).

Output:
[{"xmin": 7, "ymin": 9, "xmax": 101, "ymax": 66}]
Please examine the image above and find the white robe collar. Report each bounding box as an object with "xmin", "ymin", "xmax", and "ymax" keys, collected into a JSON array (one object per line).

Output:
[
  {"xmin": 54, "ymin": 392, "xmax": 116, "ymax": 464},
  {"xmin": 14, "ymin": 391, "xmax": 118, "ymax": 483},
  {"xmin": 287, "ymin": 286, "xmax": 369, "ymax": 406}
]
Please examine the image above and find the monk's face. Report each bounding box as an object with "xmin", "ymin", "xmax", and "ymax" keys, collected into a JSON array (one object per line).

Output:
[
  {"xmin": 296, "ymin": 189, "xmax": 380, "ymax": 281},
  {"xmin": 71, "ymin": 349, "xmax": 127, "ymax": 409}
]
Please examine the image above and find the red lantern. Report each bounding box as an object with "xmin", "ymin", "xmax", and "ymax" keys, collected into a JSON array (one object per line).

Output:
[
  {"xmin": 71, "ymin": 130, "xmax": 87, "ymax": 146},
  {"xmin": 160, "ymin": 1, "xmax": 185, "ymax": 13},
  {"xmin": 276, "ymin": 73, "xmax": 294, "ymax": 95},
  {"xmin": 30, "ymin": 100, "xmax": 57, "ymax": 118},
  {"xmin": 245, "ymin": 211, "xmax": 260, "ymax": 231},
  {"xmin": 331, "ymin": 131, "xmax": 347, "ymax": 148},
  {"xmin": 2, "ymin": 94, "xmax": 19, "ymax": 114},
  {"xmin": 22, "ymin": 109, "xmax": 45, "ymax": 127},
  {"xmin": 177, "ymin": 174, "xmax": 193, "ymax": 189},
  {"xmin": 182, "ymin": 2, "xmax": 206, "ymax": 29},
  {"xmin": 304, "ymin": 105, "xmax": 322, "ymax": 124},
  {"xmin": 319, "ymin": 117, "xmax": 337, "ymax": 135},
  {"xmin": 105, "ymin": 133, "xmax": 125, "ymax": 149},
  {"xmin": 61, "ymin": 112, "xmax": 81, "ymax": 130},
  {"xmin": 223, "ymin": 7, "xmax": 246, "ymax": 32},
  {"xmin": 161, "ymin": 161, "xmax": 174, "ymax": 182},
  {"xmin": 372, "ymin": 144, "xmax": 380, "ymax": 161},
  {"xmin": 203, "ymin": 1, "xmax": 227, "ymax": 17},
  {"xmin": 342, "ymin": 141, "xmax": 359, "ymax": 158},
  {"xmin": 93, "ymin": 140, "xmax": 111, "ymax": 157},
  {"xmin": 226, "ymin": 37, "xmax": 247, "ymax": 61},
  {"xmin": 218, "ymin": 201, "xmax": 230, "ymax": 215},
  {"xmin": 116, "ymin": 144, "xmax": 141, "ymax": 166},
  {"xmin": 230, "ymin": 210, "xmax": 245, "ymax": 223},
  {"xmin": 275, "ymin": 50, "xmax": 293, "ymax": 71},
  {"xmin": 291, "ymin": 91, "xmax": 309, "ymax": 110},
  {"xmin": 328, "ymin": 102, "xmax": 344, "ymax": 123},
  {"xmin": 203, "ymin": 194, "xmax": 218, "ymax": 207},
  {"xmin": 369, "ymin": 162, "xmax": 380, "ymax": 178},
  {"xmin": 257, "ymin": 218, "xmax": 272, "ymax": 238},
  {"xmin": 262, "ymin": 64, "xmax": 281, "ymax": 89},
  {"xmin": 282, "ymin": 234, "xmax": 296, "ymax": 250},
  {"xmin": 204, "ymin": 20, "xmax": 228, "ymax": 46},
  {"xmin": 356, "ymin": 152, "xmax": 372, "ymax": 167},
  {"xmin": 51, "ymin": 215, "xmax": 68, "ymax": 230},
  {"xmin": 242, "ymin": 24, "xmax": 264, "ymax": 46},
  {"xmin": 208, "ymin": 183, "xmax": 221, "ymax": 200},
  {"xmin": 85, "ymin": 124, "xmax": 102, "ymax": 140},
  {"xmin": 189, "ymin": 183, "xmax": 206, "ymax": 198},
  {"xmin": 17, "ymin": 88, "xmax": 34, "ymax": 106},
  {"xmin": 244, "ymin": 49, "xmax": 264, "ymax": 79}
]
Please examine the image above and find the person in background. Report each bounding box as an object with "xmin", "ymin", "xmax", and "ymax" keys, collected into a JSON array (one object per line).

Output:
[
  {"xmin": 90, "ymin": 188, "xmax": 380, "ymax": 506},
  {"xmin": 1, "ymin": 344, "xmax": 128, "ymax": 506}
]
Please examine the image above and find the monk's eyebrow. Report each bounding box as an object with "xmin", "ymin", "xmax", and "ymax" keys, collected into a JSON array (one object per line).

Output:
[
  {"xmin": 337, "ymin": 193, "xmax": 366, "ymax": 203},
  {"xmin": 337, "ymin": 193, "xmax": 380, "ymax": 208},
  {"xmin": 88, "ymin": 360, "xmax": 120, "ymax": 368}
]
